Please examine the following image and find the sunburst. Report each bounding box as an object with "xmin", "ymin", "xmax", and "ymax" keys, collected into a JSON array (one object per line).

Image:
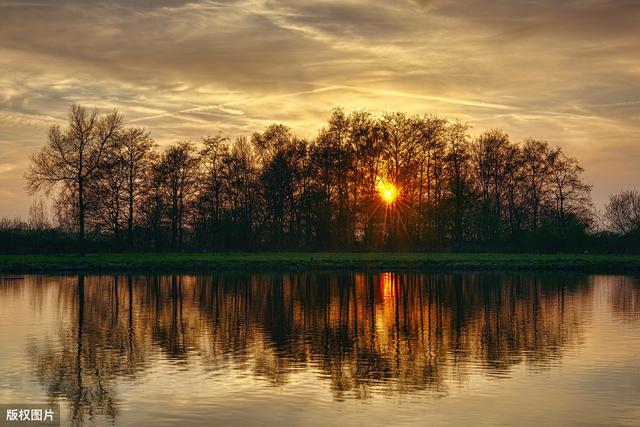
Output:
[{"xmin": 376, "ymin": 179, "xmax": 399, "ymax": 205}]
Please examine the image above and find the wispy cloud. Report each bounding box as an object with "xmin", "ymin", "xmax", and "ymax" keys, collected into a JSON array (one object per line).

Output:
[{"xmin": 0, "ymin": 0, "xmax": 639, "ymax": 216}]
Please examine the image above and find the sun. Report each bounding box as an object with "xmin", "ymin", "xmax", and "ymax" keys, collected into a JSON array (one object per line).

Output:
[{"xmin": 376, "ymin": 179, "xmax": 399, "ymax": 205}]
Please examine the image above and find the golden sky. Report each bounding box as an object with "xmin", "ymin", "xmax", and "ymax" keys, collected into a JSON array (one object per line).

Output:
[{"xmin": 1, "ymin": 0, "xmax": 639, "ymax": 217}]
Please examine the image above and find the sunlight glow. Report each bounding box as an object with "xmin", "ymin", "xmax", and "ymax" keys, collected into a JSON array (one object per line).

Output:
[
  {"xmin": 380, "ymin": 272, "xmax": 395, "ymax": 304},
  {"xmin": 376, "ymin": 180, "xmax": 399, "ymax": 205}
]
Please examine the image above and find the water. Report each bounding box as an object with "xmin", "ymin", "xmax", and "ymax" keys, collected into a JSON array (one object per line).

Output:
[{"xmin": 0, "ymin": 272, "xmax": 639, "ymax": 426}]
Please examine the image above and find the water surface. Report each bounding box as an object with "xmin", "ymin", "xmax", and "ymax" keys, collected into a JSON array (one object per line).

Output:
[{"xmin": 0, "ymin": 272, "xmax": 639, "ymax": 426}]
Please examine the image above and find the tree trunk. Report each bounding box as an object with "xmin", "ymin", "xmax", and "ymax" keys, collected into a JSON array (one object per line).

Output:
[
  {"xmin": 128, "ymin": 174, "xmax": 134, "ymax": 246},
  {"xmin": 78, "ymin": 178, "xmax": 86, "ymax": 252}
]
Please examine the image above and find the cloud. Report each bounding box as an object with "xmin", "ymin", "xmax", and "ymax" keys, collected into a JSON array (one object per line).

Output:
[{"xmin": 0, "ymin": 0, "xmax": 639, "ymax": 216}]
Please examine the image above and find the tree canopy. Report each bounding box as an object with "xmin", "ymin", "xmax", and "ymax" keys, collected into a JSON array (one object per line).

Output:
[{"xmin": 21, "ymin": 104, "xmax": 604, "ymax": 251}]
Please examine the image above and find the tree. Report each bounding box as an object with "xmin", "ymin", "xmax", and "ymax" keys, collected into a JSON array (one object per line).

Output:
[
  {"xmin": 159, "ymin": 141, "xmax": 199, "ymax": 248},
  {"xmin": 444, "ymin": 122, "xmax": 474, "ymax": 244},
  {"xmin": 88, "ymin": 140, "xmax": 128, "ymax": 238},
  {"xmin": 310, "ymin": 111, "xmax": 352, "ymax": 248},
  {"xmin": 471, "ymin": 129, "xmax": 511, "ymax": 242},
  {"xmin": 380, "ymin": 112, "xmax": 420, "ymax": 247},
  {"xmin": 521, "ymin": 139, "xmax": 553, "ymax": 232},
  {"xmin": 415, "ymin": 114, "xmax": 448, "ymax": 246},
  {"xmin": 120, "ymin": 128, "xmax": 155, "ymax": 245},
  {"xmin": 503, "ymin": 144, "xmax": 525, "ymax": 238},
  {"xmin": 28, "ymin": 197, "xmax": 50, "ymax": 231},
  {"xmin": 222, "ymin": 137, "xmax": 259, "ymax": 248},
  {"xmin": 317, "ymin": 110, "xmax": 353, "ymax": 247},
  {"xmin": 349, "ymin": 110, "xmax": 385, "ymax": 247},
  {"xmin": 604, "ymin": 190, "xmax": 640, "ymax": 235},
  {"xmin": 252, "ymin": 124, "xmax": 307, "ymax": 247},
  {"xmin": 138, "ymin": 152, "xmax": 165, "ymax": 247},
  {"xmin": 25, "ymin": 104, "xmax": 123, "ymax": 243},
  {"xmin": 195, "ymin": 133, "xmax": 229, "ymax": 248},
  {"xmin": 547, "ymin": 149, "xmax": 592, "ymax": 232}
]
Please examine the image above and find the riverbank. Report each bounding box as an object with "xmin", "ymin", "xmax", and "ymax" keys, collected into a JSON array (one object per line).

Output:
[{"xmin": 1, "ymin": 252, "xmax": 640, "ymax": 273}]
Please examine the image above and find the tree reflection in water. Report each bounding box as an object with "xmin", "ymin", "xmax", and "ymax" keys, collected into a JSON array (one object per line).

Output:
[{"xmin": 9, "ymin": 272, "xmax": 638, "ymax": 424}]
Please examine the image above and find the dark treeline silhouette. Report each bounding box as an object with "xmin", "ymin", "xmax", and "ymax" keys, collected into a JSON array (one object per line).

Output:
[{"xmin": 3, "ymin": 103, "xmax": 638, "ymax": 253}]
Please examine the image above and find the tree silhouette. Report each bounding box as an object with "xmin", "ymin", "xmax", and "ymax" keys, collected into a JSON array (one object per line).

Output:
[
  {"xmin": 25, "ymin": 105, "xmax": 122, "ymax": 244},
  {"xmin": 19, "ymin": 104, "xmax": 604, "ymax": 252}
]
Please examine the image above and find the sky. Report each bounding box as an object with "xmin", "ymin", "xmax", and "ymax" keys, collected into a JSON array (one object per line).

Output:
[{"xmin": 1, "ymin": 0, "xmax": 639, "ymax": 218}]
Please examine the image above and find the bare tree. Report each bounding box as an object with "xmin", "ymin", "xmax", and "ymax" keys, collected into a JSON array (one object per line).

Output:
[
  {"xmin": 159, "ymin": 141, "xmax": 199, "ymax": 248},
  {"xmin": 548, "ymin": 149, "xmax": 592, "ymax": 231},
  {"xmin": 194, "ymin": 133, "xmax": 230, "ymax": 247},
  {"xmin": 604, "ymin": 190, "xmax": 640, "ymax": 235},
  {"xmin": 380, "ymin": 112, "xmax": 421, "ymax": 247},
  {"xmin": 25, "ymin": 104, "xmax": 123, "ymax": 243},
  {"xmin": 312, "ymin": 111, "xmax": 352, "ymax": 248},
  {"xmin": 28, "ymin": 197, "xmax": 50, "ymax": 231},
  {"xmin": 222, "ymin": 137, "xmax": 259, "ymax": 247},
  {"xmin": 138, "ymin": 152, "xmax": 165, "ymax": 247},
  {"xmin": 503, "ymin": 144, "xmax": 525, "ymax": 237},
  {"xmin": 88, "ymin": 138, "xmax": 128, "ymax": 237},
  {"xmin": 349, "ymin": 110, "xmax": 385, "ymax": 247},
  {"xmin": 252, "ymin": 124, "xmax": 309, "ymax": 247},
  {"xmin": 415, "ymin": 114, "xmax": 448, "ymax": 244},
  {"xmin": 521, "ymin": 139, "xmax": 553, "ymax": 232},
  {"xmin": 120, "ymin": 128, "xmax": 155, "ymax": 245},
  {"xmin": 445, "ymin": 121, "xmax": 473, "ymax": 244},
  {"xmin": 200, "ymin": 133, "xmax": 229, "ymax": 225},
  {"xmin": 471, "ymin": 129, "xmax": 511, "ymax": 241}
]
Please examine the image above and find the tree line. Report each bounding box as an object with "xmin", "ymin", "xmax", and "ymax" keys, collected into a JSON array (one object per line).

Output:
[{"xmin": 7, "ymin": 103, "xmax": 638, "ymax": 252}]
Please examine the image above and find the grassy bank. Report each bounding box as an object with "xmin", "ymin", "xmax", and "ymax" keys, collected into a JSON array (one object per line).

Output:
[{"xmin": 1, "ymin": 252, "xmax": 640, "ymax": 273}]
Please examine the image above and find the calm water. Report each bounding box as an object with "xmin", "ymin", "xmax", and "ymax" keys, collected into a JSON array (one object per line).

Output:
[{"xmin": 0, "ymin": 272, "xmax": 639, "ymax": 426}]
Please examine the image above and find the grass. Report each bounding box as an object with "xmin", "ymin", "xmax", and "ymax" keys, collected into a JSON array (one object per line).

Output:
[{"xmin": 1, "ymin": 252, "xmax": 640, "ymax": 273}]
